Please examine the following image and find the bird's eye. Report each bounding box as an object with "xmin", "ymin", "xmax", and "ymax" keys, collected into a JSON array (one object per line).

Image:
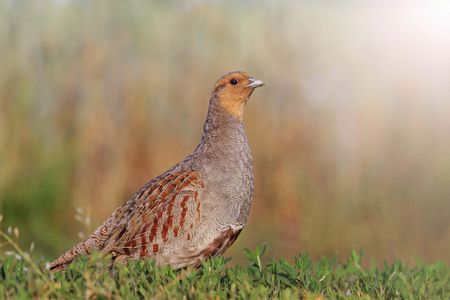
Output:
[{"xmin": 230, "ymin": 79, "xmax": 238, "ymax": 85}]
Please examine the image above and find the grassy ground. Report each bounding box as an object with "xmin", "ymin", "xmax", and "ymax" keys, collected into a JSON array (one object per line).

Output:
[{"xmin": 0, "ymin": 243, "xmax": 448, "ymax": 299}]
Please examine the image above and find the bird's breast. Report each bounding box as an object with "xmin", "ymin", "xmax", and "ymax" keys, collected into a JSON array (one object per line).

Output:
[{"xmin": 196, "ymin": 139, "xmax": 254, "ymax": 228}]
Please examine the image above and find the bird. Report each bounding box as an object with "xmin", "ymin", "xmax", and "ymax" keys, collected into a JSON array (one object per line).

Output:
[{"xmin": 49, "ymin": 71, "xmax": 264, "ymax": 271}]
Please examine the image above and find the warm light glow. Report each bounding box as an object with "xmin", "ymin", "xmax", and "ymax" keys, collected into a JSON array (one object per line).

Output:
[{"xmin": 403, "ymin": 1, "xmax": 450, "ymax": 38}]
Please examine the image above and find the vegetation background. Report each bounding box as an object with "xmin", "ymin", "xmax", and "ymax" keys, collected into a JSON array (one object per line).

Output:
[{"xmin": 1, "ymin": 0, "xmax": 449, "ymax": 266}]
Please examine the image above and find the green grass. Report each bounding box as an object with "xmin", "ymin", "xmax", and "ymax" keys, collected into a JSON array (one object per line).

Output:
[{"xmin": 0, "ymin": 246, "xmax": 448, "ymax": 299}]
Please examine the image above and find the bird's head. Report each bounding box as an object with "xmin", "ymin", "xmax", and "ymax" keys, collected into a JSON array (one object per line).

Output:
[{"xmin": 211, "ymin": 71, "xmax": 264, "ymax": 120}]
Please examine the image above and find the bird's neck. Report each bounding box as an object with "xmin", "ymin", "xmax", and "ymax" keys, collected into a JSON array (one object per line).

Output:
[
  {"xmin": 191, "ymin": 96, "xmax": 253, "ymax": 192},
  {"xmin": 186, "ymin": 95, "xmax": 253, "ymax": 226},
  {"xmin": 198, "ymin": 97, "xmax": 246, "ymax": 150}
]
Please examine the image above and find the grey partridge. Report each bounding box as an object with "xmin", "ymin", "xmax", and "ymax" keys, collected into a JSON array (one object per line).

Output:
[{"xmin": 49, "ymin": 71, "xmax": 264, "ymax": 271}]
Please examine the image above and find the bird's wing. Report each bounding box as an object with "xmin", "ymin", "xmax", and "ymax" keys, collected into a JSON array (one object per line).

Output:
[
  {"xmin": 48, "ymin": 169, "xmax": 204, "ymax": 271},
  {"xmin": 101, "ymin": 169, "xmax": 205, "ymax": 258}
]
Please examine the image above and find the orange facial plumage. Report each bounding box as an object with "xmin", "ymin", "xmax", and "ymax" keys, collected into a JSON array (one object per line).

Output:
[{"xmin": 212, "ymin": 71, "xmax": 264, "ymax": 120}]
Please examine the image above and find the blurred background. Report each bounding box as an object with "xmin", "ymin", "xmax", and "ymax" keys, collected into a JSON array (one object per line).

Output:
[{"xmin": 1, "ymin": 0, "xmax": 450, "ymax": 265}]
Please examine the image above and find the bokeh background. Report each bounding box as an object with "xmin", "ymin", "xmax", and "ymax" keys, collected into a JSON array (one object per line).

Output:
[{"xmin": 1, "ymin": 0, "xmax": 450, "ymax": 265}]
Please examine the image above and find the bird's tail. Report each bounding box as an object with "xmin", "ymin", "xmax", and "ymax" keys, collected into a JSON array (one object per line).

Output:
[{"xmin": 48, "ymin": 239, "xmax": 93, "ymax": 272}]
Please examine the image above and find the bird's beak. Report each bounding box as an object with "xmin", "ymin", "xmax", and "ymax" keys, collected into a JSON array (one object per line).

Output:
[{"xmin": 246, "ymin": 77, "xmax": 265, "ymax": 89}]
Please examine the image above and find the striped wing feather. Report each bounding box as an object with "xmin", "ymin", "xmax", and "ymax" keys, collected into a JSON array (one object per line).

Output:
[
  {"xmin": 104, "ymin": 170, "xmax": 203, "ymax": 255},
  {"xmin": 49, "ymin": 169, "xmax": 204, "ymax": 270}
]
